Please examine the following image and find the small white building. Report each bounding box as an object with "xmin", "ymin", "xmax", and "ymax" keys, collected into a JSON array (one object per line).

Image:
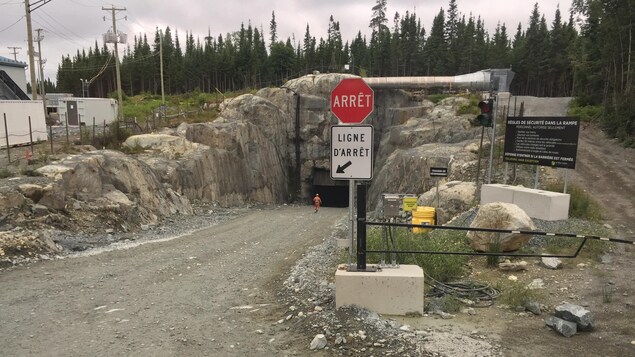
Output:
[
  {"xmin": 56, "ymin": 97, "xmax": 118, "ymax": 126},
  {"xmin": 0, "ymin": 56, "xmax": 29, "ymax": 100}
]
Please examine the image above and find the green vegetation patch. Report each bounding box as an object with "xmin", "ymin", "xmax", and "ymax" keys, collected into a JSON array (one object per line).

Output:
[{"xmin": 366, "ymin": 226, "xmax": 470, "ymax": 282}]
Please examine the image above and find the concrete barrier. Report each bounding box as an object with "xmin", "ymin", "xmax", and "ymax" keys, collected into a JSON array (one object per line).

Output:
[
  {"xmin": 335, "ymin": 264, "xmax": 424, "ymax": 316},
  {"xmin": 481, "ymin": 184, "xmax": 570, "ymax": 221}
]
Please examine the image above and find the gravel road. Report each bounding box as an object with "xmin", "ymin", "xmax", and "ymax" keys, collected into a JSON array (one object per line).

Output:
[{"xmin": 0, "ymin": 206, "xmax": 347, "ymax": 356}]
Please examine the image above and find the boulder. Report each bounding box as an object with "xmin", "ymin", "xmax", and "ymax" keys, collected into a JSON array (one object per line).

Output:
[
  {"xmin": 545, "ymin": 316, "xmax": 578, "ymax": 337},
  {"xmin": 417, "ymin": 181, "xmax": 477, "ymax": 221},
  {"xmin": 38, "ymin": 184, "xmax": 67, "ymax": 211},
  {"xmin": 541, "ymin": 257, "xmax": 563, "ymax": 269},
  {"xmin": 467, "ymin": 202, "xmax": 536, "ymax": 252},
  {"xmin": 554, "ymin": 304, "xmax": 596, "ymax": 331},
  {"xmin": 123, "ymin": 134, "xmax": 204, "ymax": 160},
  {"xmin": 18, "ymin": 183, "xmax": 44, "ymax": 203},
  {"xmin": 0, "ymin": 191, "xmax": 26, "ymax": 211}
]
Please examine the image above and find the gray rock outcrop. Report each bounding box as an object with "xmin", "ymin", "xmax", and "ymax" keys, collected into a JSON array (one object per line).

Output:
[{"xmin": 34, "ymin": 150, "xmax": 192, "ymax": 229}]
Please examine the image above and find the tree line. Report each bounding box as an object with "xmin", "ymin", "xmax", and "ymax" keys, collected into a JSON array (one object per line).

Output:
[{"xmin": 54, "ymin": 0, "xmax": 634, "ymax": 145}]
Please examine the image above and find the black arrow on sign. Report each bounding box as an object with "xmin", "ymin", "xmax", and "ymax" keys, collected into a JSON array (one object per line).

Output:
[{"xmin": 336, "ymin": 161, "xmax": 352, "ymax": 173}]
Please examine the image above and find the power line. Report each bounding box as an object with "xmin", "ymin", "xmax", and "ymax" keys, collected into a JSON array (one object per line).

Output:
[{"xmin": 0, "ymin": 15, "xmax": 24, "ymax": 33}]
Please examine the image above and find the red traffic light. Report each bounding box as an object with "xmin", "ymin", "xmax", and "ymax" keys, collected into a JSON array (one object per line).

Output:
[{"xmin": 478, "ymin": 100, "xmax": 491, "ymax": 113}]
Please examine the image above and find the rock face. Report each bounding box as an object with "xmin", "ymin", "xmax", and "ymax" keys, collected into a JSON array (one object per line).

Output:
[
  {"xmin": 416, "ymin": 181, "xmax": 477, "ymax": 222},
  {"xmin": 33, "ymin": 150, "xmax": 192, "ymax": 230},
  {"xmin": 368, "ymin": 97, "xmax": 483, "ymax": 215},
  {"xmin": 467, "ymin": 202, "xmax": 536, "ymax": 252}
]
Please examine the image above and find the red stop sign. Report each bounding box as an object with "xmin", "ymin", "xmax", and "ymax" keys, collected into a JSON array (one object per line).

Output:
[{"xmin": 330, "ymin": 78, "xmax": 374, "ymax": 124}]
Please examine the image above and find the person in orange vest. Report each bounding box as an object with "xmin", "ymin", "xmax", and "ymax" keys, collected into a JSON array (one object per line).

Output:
[{"xmin": 313, "ymin": 194, "xmax": 322, "ymax": 213}]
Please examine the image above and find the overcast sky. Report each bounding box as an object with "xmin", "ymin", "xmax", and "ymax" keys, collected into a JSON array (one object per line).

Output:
[{"xmin": 1, "ymin": 0, "xmax": 573, "ymax": 84}]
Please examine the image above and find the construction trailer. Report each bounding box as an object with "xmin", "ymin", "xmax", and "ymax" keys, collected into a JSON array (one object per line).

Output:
[
  {"xmin": 55, "ymin": 97, "xmax": 118, "ymax": 126},
  {"xmin": 0, "ymin": 100, "xmax": 47, "ymax": 148}
]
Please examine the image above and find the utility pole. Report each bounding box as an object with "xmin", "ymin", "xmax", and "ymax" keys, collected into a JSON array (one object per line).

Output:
[
  {"xmin": 7, "ymin": 47, "xmax": 21, "ymax": 61},
  {"xmin": 23, "ymin": 0, "xmax": 51, "ymax": 100},
  {"xmin": 159, "ymin": 28, "xmax": 165, "ymax": 106},
  {"xmin": 102, "ymin": 5, "xmax": 126, "ymax": 120},
  {"xmin": 35, "ymin": 28, "xmax": 46, "ymax": 116},
  {"xmin": 24, "ymin": 0, "xmax": 37, "ymax": 99}
]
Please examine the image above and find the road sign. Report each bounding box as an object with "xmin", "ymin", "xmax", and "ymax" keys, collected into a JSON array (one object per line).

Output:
[
  {"xmin": 430, "ymin": 167, "xmax": 448, "ymax": 177},
  {"xmin": 331, "ymin": 125, "xmax": 373, "ymax": 180},
  {"xmin": 330, "ymin": 78, "xmax": 374, "ymax": 124}
]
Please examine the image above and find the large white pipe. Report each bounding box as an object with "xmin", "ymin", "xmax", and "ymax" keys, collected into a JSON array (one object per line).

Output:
[{"xmin": 363, "ymin": 69, "xmax": 514, "ymax": 92}]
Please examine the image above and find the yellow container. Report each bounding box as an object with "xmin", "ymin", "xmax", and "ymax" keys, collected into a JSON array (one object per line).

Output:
[{"xmin": 412, "ymin": 206, "xmax": 436, "ymax": 233}]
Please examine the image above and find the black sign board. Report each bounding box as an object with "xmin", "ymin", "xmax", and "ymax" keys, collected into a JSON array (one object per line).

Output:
[
  {"xmin": 503, "ymin": 116, "xmax": 580, "ymax": 169},
  {"xmin": 430, "ymin": 167, "xmax": 448, "ymax": 177}
]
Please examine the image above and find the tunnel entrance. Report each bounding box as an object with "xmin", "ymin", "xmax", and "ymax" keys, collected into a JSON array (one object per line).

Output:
[{"xmin": 311, "ymin": 169, "xmax": 349, "ymax": 207}]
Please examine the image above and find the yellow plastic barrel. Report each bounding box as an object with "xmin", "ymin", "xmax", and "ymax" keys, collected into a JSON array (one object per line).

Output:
[{"xmin": 412, "ymin": 206, "xmax": 436, "ymax": 233}]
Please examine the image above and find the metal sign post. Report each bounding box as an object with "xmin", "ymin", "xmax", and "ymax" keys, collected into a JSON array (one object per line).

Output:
[
  {"xmin": 329, "ymin": 78, "xmax": 375, "ymax": 272},
  {"xmin": 348, "ymin": 180, "xmax": 354, "ymax": 267}
]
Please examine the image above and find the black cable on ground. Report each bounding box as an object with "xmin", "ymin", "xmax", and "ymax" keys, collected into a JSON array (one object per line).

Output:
[{"xmin": 424, "ymin": 273, "xmax": 500, "ymax": 307}]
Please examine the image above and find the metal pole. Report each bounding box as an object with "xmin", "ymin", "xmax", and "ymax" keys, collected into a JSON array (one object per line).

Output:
[
  {"xmin": 35, "ymin": 28, "xmax": 46, "ymax": 117},
  {"xmin": 475, "ymin": 126, "xmax": 485, "ymax": 185},
  {"xmin": 534, "ymin": 166, "xmax": 540, "ymax": 189},
  {"xmin": 356, "ymin": 182, "xmax": 367, "ymax": 271},
  {"xmin": 78, "ymin": 114, "xmax": 82, "ymax": 144},
  {"xmin": 3, "ymin": 114, "xmax": 10, "ymax": 162},
  {"xmin": 28, "ymin": 116, "xmax": 34, "ymax": 155},
  {"xmin": 49, "ymin": 125, "xmax": 53, "ymax": 152},
  {"xmin": 563, "ymin": 169, "xmax": 569, "ymax": 194},
  {"xmin": 487, "ymin": 97, "xmax": 497, "ymax": 184},
  {"xmin": 436, "ymin": 178, "xmax": 440, "ymax": 209},
  {"xmin": 65, "ymin": 112, "xmax": 69, "ymax": 146},
  {"xmin": 348, "ymin": 180, "xmax": 355, "ymax": 268}
]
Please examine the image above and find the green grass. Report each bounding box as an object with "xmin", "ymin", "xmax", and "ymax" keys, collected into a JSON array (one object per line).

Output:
[
  {"xmin": 427, "ymin": 94, "xmax": 450, "ymax": 104},
  {"xmin": 496, "ymin": 280, "xmax": 542, "ymax": 307},
  {"xmin": 456, "ymin": 95, "xmax": 482, "ymax": 115},
  {"xmin": 0, "ymin": 168, "xmax": 13, "ymax": 179},
  {"xmin": 365, "ymin": 226, "xmax": 470, "ymax": 282},
  {"xmin": 568, "ymin": 98, "xmax": 602, "ymax": 123}
]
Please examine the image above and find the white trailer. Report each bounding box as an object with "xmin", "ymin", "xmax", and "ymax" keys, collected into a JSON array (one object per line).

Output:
[
  {"xmin": 56, "ymin": 97, "xmax": 118, "ymax": 126},
  {"xmin": 0, "ymin": 100, "xmax": 47, "ymax": 148}
]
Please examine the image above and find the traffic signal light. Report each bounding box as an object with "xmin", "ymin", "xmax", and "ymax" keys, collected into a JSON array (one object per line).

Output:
[{"xmin": 476, "ymin": 99, "xmax": 494, "ymax": 127}]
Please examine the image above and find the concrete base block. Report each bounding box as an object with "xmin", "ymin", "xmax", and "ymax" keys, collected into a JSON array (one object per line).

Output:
[
  {"xmin": 335, "ymin": 264, "xmax": 424, "ymax": 316},
  {"xmin": 481, "ymin": 184, "xmax": 516, "ymax": 204},
  {"xmin": 481, "ymin": 184, "xmax": 570, "ymax": 221}
]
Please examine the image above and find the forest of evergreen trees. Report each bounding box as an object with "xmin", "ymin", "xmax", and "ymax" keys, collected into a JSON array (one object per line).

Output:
[{"xmin": 55, "ymin": 0, "xmax": 634, "ymax": 145}]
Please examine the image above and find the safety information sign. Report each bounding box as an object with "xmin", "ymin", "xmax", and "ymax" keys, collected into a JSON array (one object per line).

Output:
[{"xmin": 330, "ymin": 125, "xmax": 374, "ymax": 180}]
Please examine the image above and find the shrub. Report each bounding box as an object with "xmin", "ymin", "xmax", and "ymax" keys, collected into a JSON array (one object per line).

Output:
[
  {"xmin": 427, "ymin": 94, "xmax": 449, "ymax": 104},
  {"xmin": 0, "ymin": 168, "xmax": 13, "ymax": 179},
  {"xmin": 568, "ymin": 99, "xmax": 602, "ymax": 123},
  {"xmin": 366, "ymin": 226, "xmax": 470, "ymax": 282},
  {"xmin": 496, "ymin": 280, "xmax": 541, "ymax": 307}
]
